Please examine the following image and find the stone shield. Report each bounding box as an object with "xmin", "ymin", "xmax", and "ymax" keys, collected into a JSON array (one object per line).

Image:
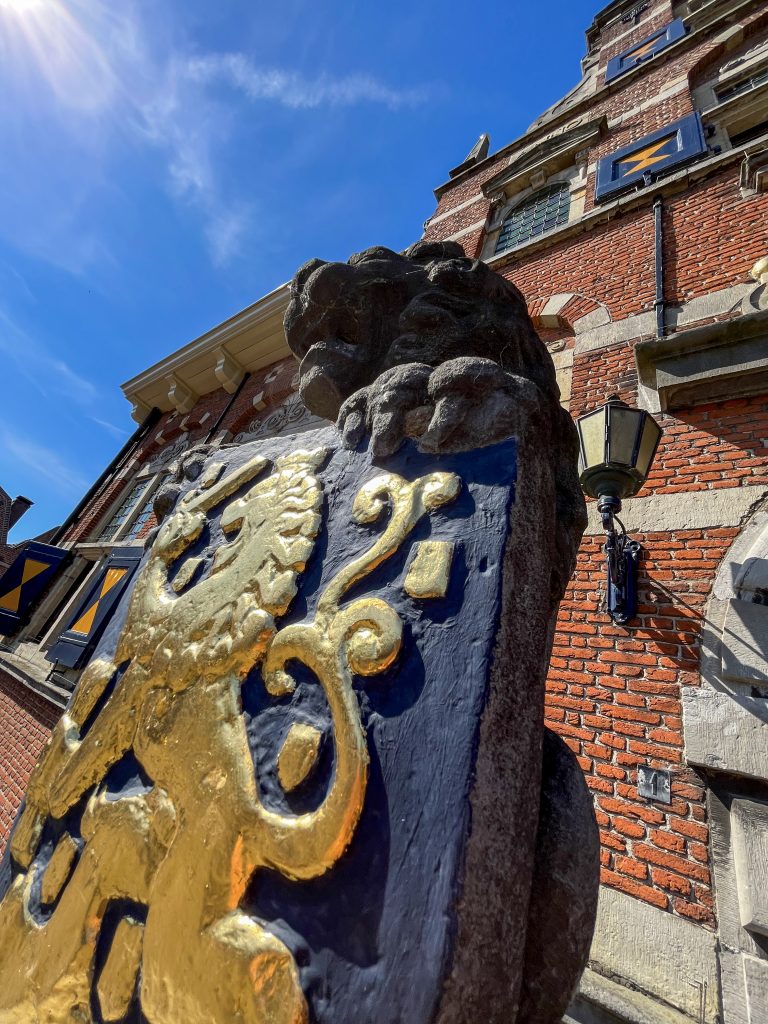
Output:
[{"xmin": 0, "ymin": 423, "xmax": 592, "ymax": 1024}]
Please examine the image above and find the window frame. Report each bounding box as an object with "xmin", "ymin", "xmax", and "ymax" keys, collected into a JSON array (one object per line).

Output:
[
  {"xmin": 492, "ymin": 180, "xmax": 572, "ymax": 257},
  {"xmin": 594, "ymin": 113, "xmax": 707, "ymax": 203},
  {"xmin": 605, "ymin": 18, "xmax": 686, "ymax": 84},
  {"xmin": 94, "ymin": 474, "xmax": 160, "ymax": 544}
]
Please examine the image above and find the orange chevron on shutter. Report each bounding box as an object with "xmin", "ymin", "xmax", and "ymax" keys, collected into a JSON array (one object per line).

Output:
[
  {"xmin": 0, "ymin": 559, "xmax": 49, "ymax": 614},
  {"xmin": 69, "ymin": 567, "xmax": 128, "ymax": 636},
  {"xmin": 626, "ymin": 36, "xmax": 659, "ymax": 62},
  {"xmin": 619, "ymin": 135, "xmax": 676, "ymax": 177}
]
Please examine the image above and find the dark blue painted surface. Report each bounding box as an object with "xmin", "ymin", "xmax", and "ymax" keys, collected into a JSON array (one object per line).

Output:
[
  {"xmin": 46, "ymin": 548, "xmax": 142, "ymax": 669},
  {"xmin": 604, "ymin": 17, "xmax": 686, "ymax": 83},
  {"xmin": 595, "ymin": 112, "xmax": 706, "ymax": 203},
  {"xmin": 2, "ymin": 427, "xmax": 517, "ymax": 1024},
  {"xmin": 0, "ymin": 541, "xmax": 70, "ymax": 636}
]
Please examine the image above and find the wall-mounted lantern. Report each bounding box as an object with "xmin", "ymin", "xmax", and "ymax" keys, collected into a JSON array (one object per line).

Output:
[{"xmin": 575, "ymin": 396, "xmax": 662, "ymax": 625}]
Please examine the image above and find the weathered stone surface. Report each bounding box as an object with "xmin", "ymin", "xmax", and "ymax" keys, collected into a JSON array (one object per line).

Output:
[
  {"xmin": 285, "ymin": 242, "xmax": 595, "ymax": 1023},
  {"xmin": 587, "ymin": 886, "xmax": 719, "ymax": 1023},
  {"xmin": 286, "ymin": 239, "xmax": 586, "ymax": 608}
]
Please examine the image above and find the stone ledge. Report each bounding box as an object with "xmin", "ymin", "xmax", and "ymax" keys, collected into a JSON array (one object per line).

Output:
[
  {"xmin": 566, "ymin": 969, "xmax": 700, "ymax": 1024},
  {"xmin": 683, "ymin": 686, "xmax": 768, "ymax": 782},
  {"xmin": 635, "ymin": 308, "xmax": 768, "ymax": 413},
  {"xmin": 0, "ymin": 652, "xmax": 69, "ymax": 710},
  {"xmin": 586, "ymin": 886, "xmax": 719, "ymax": 1022}
]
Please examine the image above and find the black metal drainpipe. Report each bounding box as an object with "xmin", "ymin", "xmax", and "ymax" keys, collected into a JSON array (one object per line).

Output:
[
  {"xmin": 49, "ymin": 407, "xmax": 161, "ymax": 546},
  {"xmin": 204, "ymin": 371, "xmax": 252, "ymax": 444},
  {"xmin": 653, "ymin": 196, "xmax": 665, "ymax": 340}
]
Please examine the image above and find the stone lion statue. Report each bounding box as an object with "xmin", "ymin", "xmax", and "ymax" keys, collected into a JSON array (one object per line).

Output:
[
  {"xmin": 285, "ymin": 240, "xmax": 586, "ymax": 609},
  {"xmin": 284, "ymin": 240, "xmax": 599, "ymax": 1024}
]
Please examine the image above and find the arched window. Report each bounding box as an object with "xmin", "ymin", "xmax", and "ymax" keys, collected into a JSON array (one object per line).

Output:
[{"xmin": 495, "ymin": 182, "xmax": 571, "ymax": 255}]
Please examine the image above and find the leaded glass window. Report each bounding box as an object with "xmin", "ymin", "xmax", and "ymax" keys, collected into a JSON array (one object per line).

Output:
[
  {"xmin": 126, "ymin": 493, "xmax": 156, "ymax": 539},
  {"xmin": 99, "ymin": 481, "xmax": 147, "ymax": 541},
  {"xmin": 495, "ymin": 183, "xmax": 571, "ymax": 255}
]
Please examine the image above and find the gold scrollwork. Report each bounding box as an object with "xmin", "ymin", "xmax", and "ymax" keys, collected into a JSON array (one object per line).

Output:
[{"xmin": 0, "ymin": 452, "xmax": 460, "ymax": 1024}]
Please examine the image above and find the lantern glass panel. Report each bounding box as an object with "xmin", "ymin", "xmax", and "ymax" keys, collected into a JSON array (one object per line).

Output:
[
  {"xmin": 607, "ymin": 404, "xmax": 642, "ymax": 467},
  {"xmin": 577, "ymin": 408, "xmax": 606, "ymax": 472},
  {"xmin": 636, "ymin": 414, "xmax": 662, "ymax": 480}
]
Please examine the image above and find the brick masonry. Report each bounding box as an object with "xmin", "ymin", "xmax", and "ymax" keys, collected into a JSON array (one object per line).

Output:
[
  {"xmin": 0, "ymin": 671, "xmax": 58, "ymax": 851},
  {"xmin": 419, "ymin": 0, "xmax": 768, "ymax": 929}
]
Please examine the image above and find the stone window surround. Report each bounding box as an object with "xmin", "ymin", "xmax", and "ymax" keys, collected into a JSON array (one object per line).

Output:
[
  {"xmin": 482, "ymin": 165, "xmax": 587, "ymax": 261},
  {"xmin": 693, "ymin": 33, "xmax": 768, "ymax": 110},
  {"xmin": 491, "ymin": 181, "xmax": 573, "ymax": 258},
  {"xmin": 635, "ymin": 305, "xmax": 768, "ymax": 414},
  {"xmin": 694, "ymin": 43, "xmax": 768, "ymax": 153}
]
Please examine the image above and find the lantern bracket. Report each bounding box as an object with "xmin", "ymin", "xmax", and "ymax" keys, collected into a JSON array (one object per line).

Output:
[{"xmin": 597, "ymin": 494, "xmax": 641, "ymax": 625}]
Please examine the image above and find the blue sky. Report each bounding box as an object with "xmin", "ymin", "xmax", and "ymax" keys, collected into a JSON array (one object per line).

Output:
[{"xmin": 0, "ymin": 0, "xmax": 599, "ymax": 540}]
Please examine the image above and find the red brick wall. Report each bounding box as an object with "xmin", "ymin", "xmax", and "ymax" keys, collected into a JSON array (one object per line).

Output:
[
  {"xmin": 0, "ymin": 671, "xmax": 57, "ymax": 856},
  {"xmin": 547, "ymin": 526, "xmax": 738, "ymax": 925},
  {"xmin": 415, "ymin": 0, "xmax": 768, "ymax": 933}
]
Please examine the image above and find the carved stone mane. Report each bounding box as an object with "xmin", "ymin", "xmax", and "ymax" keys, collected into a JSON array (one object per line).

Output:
[{"xmin": 285, "ymin": 239, "xmax": 587, "ymax": 607}]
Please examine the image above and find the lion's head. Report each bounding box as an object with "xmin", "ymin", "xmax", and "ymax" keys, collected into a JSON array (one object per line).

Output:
[
  {"xmin": 284, "ymin": 240, "xmax": 561, "ymax": 420},
  {"xmin": 284, "ymin": 241, "xmax": 586, "ymax": 607}
]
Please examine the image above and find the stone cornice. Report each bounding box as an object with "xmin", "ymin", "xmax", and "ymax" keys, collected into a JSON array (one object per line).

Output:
[
  {"xmin": 481, "ymin": 118, "xmax": 606, "ymax": 201},
  {"xmin": 121, "ymin": 284, "xmax": 291, "ymax": 421},
  {"xmin": 635, "ymin": 305, "xmax": 768, "ymax": 411}
]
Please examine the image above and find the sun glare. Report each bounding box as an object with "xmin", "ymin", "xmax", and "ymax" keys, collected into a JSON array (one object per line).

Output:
[
  {"xmin": 0, "ymin": 0, "xmax": 49, "ymax": 12},
  {"xmin": 0, "ymin": 0, "xmax": 119, "ymax": 113}
]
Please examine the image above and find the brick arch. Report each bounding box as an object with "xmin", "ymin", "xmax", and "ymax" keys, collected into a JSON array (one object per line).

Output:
[{"xmin": 527, "ymin": 293, "xmax": 611, "ymax": 336}]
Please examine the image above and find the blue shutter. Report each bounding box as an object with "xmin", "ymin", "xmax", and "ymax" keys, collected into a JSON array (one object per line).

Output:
[
  {"xmin": 46, "ymin": 548, "xmax": 141, "ymax": 670},
  {"xmin": 0, "ymin": 543, "xmax": 71, "ymax": 636},
  {"xmin": 595, "ymin": 113, "xmax": 707, "ymax": 203},
  {"xmin": 605, "ymin": 18, "xmax": 687, "ymax": 84}
]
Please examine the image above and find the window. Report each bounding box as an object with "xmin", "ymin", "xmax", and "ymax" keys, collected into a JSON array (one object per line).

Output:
[
  {"xmin": 99, "ymin": 481, "xmax": 148, "ymax": 541},
  {"xmin": 716, "ymin": 68, "xmax": 768, "ymax": 105},
  {"xmin": 604, "ymin": 18, "xmax": 686, "ymax": 84},
  {"xmin": 730, "ymin": 120, "xmax": 768, "ymax": 147},
  {"xmin": 494, "ymin": 183, "xmax": 571, "ymax": 254},
  {"xmin": 125, "ymin": 493, "xmax": 156, "ymax": 539},
  {"xmin": 595, "ymin": 114, "xmax": 707, "ymax": 203}
]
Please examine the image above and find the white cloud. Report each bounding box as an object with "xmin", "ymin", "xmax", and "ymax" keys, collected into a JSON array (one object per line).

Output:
[
  {"xmin": 184, "ymin": 53, "xmax": 433, "ymax": 110},
  {"xmin": 0, "ymin": 4, "xmax": 435, "ymax": 269},
  {"xmin": 0, "ymin": 425, "xmax": 88, "ymax": 497},
  {"xmin": 204, "ymin": 205, "xmax": 251, "ymax": 268}
]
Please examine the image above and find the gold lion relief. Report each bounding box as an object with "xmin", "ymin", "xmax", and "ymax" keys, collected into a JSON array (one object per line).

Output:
[{"xmin": 0, "ymin": 447, "xmax": 460, "ymax": 1024}]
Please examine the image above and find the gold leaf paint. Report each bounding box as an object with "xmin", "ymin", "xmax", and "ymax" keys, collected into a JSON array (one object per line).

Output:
[{"xmin": 0, "ymin": 451, "xmax": 460, "ymax": 1024}]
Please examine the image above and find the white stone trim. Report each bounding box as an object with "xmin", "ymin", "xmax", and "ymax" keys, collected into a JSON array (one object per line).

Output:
[
  {"xmin": 445, "ymin": 219, "xmax": 488, "ymax": 243},
  {"xmin": 540, "ymin": 292, "xmax": 575, "ymax": 327},
  {"xmin": 666, "ymin": 283, "xmax": 753, "ymax": 330},
  {"xmin": 587, "ymin": 886, "xmax": 720, "ymax": 1023},
  {"xmin": 426, "ymin": 193, "xmax": 487, "ymax": 227},
  {"xmin": 584, "ymin": 483, "xmax": 768, "ymax": 536},
  {"xmin": 575, "ymin": 311, "xmax": 657, "ymax": 353}
]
